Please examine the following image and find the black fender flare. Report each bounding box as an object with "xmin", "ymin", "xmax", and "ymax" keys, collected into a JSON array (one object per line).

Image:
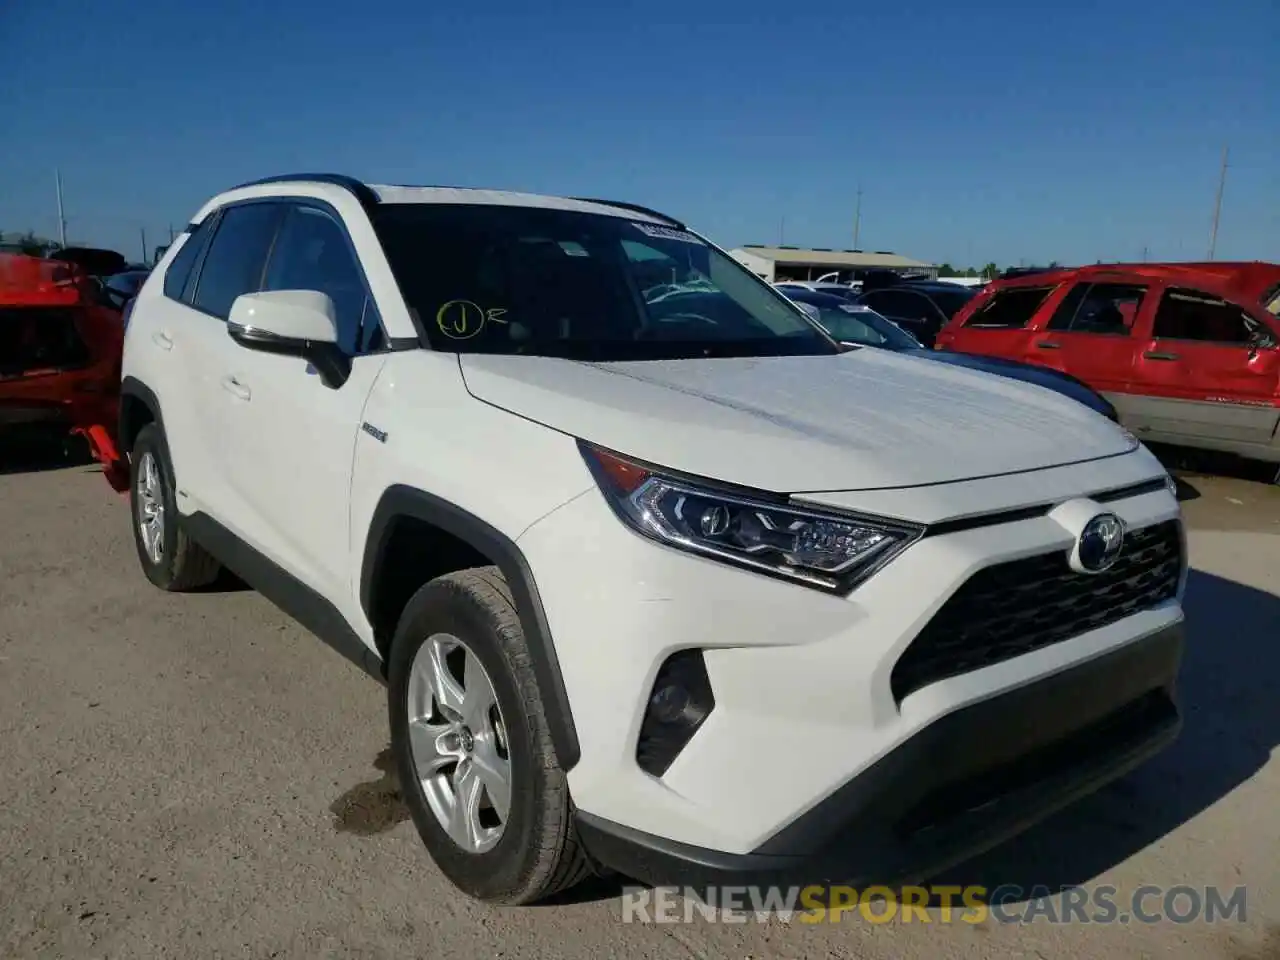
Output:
[
  {"xmin": 119, "ymin": 376, "xmax": 165, "ymax": 450},
  {"xmin": 360, "ymin": 485, "xmax": 581, "ymax": 771}
]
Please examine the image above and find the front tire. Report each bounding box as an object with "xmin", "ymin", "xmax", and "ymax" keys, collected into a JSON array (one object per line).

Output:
[
  {"xmin": 129, "ymin": 423, "xmax": 222, "ymax": 591},
  {"xmin": 388, "ymin": 567, "xmax": 590, "ymax": 904}
]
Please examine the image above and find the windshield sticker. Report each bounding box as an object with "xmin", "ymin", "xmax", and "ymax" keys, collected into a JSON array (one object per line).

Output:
[
  {"xmin": 436, "ymin": 300, "xmax": 508, "ymax": 340},
  {"xmin": 630, "ymin": 222, "xmax": 704, "ymax": 245},
  {"xmin": 839, "ymin": 304, "xmax": 868, "ymax": 313},
  {"xmin": 558, "ymin": 241, "xmax": 590, "ymax": 257}
]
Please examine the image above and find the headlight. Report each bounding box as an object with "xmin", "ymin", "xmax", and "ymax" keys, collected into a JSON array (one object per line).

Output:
[{"xmin": 579, "ymin": 442, "xmax": 922, "ymax": 593}]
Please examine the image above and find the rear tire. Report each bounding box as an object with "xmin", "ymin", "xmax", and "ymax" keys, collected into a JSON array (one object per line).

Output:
[
  {"xmin": 129, "ymin": 423, "xmax": 221, "ymax": 592},
  {"xmin": 388, "ymin": 567, "xmax": 591, "ymax": 904}
]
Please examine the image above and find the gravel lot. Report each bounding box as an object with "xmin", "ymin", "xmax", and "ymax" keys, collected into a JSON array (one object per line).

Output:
[{"xmin": 1, "ymin": 446, "xmax": 1277, "ymax": 959}]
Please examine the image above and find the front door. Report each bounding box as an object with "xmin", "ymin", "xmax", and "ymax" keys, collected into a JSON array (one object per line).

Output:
[
  {"xmin": 1023, "ymin": 280, "xmax": 1148, "ymax": 401},
  {"xmin": 1127, "ymin": 285, "xmax": 1280, "ymax": 451},
  {"xmin": 217, "ymin": 201, "xmax": 390, "ymax": 606}
]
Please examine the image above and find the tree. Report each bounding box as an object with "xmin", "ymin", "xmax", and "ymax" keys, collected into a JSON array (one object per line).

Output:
[
  {"xmin": 938, "ymin": 262, "xmax": 955, "ymax": 276},
  {"xmin": 981, "ymin": 262, "xmax": 1000, "ymax": 279},
  {"xmin": 963, "ymin": 266, "xmax": 978, "ymax": 278},
  {"xmin": 15, "ymin": 231, "xmax": 54, "ymax": 256}
]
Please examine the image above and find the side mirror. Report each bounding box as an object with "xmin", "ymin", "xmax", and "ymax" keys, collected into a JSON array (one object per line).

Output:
[{"xmin": 227, "ymin": 290, "xmax": 350, "ymax": 388}]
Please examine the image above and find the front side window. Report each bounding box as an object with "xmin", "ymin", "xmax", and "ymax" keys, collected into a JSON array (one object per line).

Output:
[
  {"xmin": 1047, "ymin": 282, "xmax": 1145, "ymax": 335},
  {"xmin": 962, "ymin": 286, "xmax": 1053, "ymax": 329},
  {"xmin": 262, "ymin": 205, "xmax": 373, "ymax": 355},
  {"xmin": 191, "ymin": 202, "xmax": 283, "ymax": 320},
  {"xmin": 369, "ymin": 204, "xmax": 836, "ymax": 360},
  {"xmin": 1152, "ymin": 288, "xmax": 1277, "ymax": 346}
]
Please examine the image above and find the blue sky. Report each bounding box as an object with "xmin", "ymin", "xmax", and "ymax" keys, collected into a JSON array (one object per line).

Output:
[{"xmin": 2, "ymin": 0, "xmax": 1276, "ymax": 268}]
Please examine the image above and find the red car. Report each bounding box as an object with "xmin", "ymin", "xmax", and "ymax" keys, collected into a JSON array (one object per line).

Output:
[
  {"xmin": 935, "ymin": 261, "xmax": 1280, "ymax": 470},
  {"xmin": 0, "ymin": 252, "xmax": 128, "ymax": 487}
]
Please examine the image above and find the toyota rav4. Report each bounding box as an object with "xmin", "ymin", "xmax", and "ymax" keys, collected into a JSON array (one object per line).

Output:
[{"xmin": 116, "ymin": 174, "xmax": 1187, "ymax": 904}]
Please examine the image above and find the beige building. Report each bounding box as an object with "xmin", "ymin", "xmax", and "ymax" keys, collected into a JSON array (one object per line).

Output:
[{"xmin": 729, "ymin": 245, "xmax": 936, "ymax": 283}]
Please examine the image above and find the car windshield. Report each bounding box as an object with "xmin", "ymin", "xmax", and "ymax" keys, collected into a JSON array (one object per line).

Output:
[
  {"xmin": 370, "ymin": 203, "xmax": 839, "ymax": 361},
  {"xmin": 809, "ymin": 303, "xmax": 922, "ymax": 350}
]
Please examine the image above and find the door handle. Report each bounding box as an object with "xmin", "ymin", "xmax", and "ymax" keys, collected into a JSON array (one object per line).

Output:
[
  {"xmin": 220, "ymin": 375, "xmax": 251, "ymax": 400},
  {"xmin": 1034, "ymin": 340, "xmax": 1061, "ymax": 350},
  {"xmin": 1143, "ymin": 351, "xmax": 1180, "ymax": 361},
  {"xmin": 152, "ymin": 331, "xmax": 173, "ymax": 351}
]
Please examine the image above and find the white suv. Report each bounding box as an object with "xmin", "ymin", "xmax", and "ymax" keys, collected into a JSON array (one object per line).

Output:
[{"xmin": 118, "ymin": 174, "xmax": 1187, "ymax": 904}]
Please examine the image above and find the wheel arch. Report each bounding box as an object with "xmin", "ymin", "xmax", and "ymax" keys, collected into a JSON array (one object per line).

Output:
[
  {"xmin": 361, "ymin": 485, "xmax": 581, "ymax": 771},
  {"xmin": 118, "ymin": 376, "xmax": 164, "ymax": 455}
]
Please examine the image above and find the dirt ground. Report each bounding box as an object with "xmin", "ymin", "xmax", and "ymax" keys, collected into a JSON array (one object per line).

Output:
[{"xmin": 1, "ymin": 445, "xmax": 1277, "ymax": 959}]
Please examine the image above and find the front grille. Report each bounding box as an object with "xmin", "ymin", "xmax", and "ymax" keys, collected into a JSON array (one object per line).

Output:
[{"xmin": 890, "ymin": 519, "xmax": 1183, "ymax": 702}]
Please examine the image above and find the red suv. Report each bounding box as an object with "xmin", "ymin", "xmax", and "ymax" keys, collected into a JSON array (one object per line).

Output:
[
  {"xmin": 0, "ymin": 252, "xmax": 127, "ymax": 485},
  {"xmin": 935, "ymin": 261, "xmax": 1280, "ymax": 469}
]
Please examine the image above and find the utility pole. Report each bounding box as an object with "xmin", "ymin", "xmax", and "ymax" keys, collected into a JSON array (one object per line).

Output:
[
  {"xmin": 779, "ymin": 216, "xmax": 785, "ymax": 246},
  {"xmin": 168, "ymin": 224, "xmax": 175, "ymax": 243},
  {"xmin": 55, "ymin": 168, "xmax": 68, "ymax": 249},
  {"xmin": 852, "ymin": 184, "xmax": 862, "ymax": 249},
  {"xmin": 140, "ymin": 226, "xmax": 148, "ymax": 263},
  {"xmin": 1208, "ymin": 144, "xmax": 1228, "ymax": 260}
]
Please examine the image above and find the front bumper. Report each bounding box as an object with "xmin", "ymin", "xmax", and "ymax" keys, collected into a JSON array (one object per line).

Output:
[
  {"xmin": 516, "ymin": 442, "xmax": 1185, "ymax": 857},
  {"xmin": 576, "ymin": 620, "xmax": 1182, "ymax": 888}
]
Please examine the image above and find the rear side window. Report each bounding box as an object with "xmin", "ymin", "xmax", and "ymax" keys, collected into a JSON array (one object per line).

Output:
[
  {"xmin": 1152, "ymin": 288, "xmax": 1277, "ymax": 346},
  {"xmin": 162, "ymin": 217, "xmax": 215, "ymax": 301},
  {"xmin": 962, "ymin": 287, "xmax": 1052, "ymax": 329},
  {"xmin": 1047, "ymin": 282, "xmax": 1145, "ymax": 335},
  {"xmin": 191, "ymin": 203, "xmax": 284, "ymax": 320}
]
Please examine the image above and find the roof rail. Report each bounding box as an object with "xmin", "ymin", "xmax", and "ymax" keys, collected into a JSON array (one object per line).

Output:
[
  {"xmin": 569, "ymin": 197, "xmax": 684, "ymax": 229},
  {"xmin": 228, "ymin": 173, "xmax": 380, "ymax": 210}
]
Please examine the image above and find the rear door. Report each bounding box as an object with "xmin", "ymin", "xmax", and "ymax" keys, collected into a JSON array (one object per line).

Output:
[
  {"xmin": 173, "ymin": 201, "xmax": 287, "ymax": 521},
  {"xmin": 1025, "ymin": 280, "xmax": 1147, "ymax": 400},
  {"xmin": 1127, "ymin": 286, "xmax": 1280, "ymax": 450},
  {"xmin": 938, "ymin": 284, "xmax": 1056, "ymax": 359}
]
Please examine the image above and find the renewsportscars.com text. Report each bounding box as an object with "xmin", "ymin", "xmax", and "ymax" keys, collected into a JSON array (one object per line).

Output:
[{"xmin": 620, "ymin": 884, "xmax": 1248, "ymax": 925}]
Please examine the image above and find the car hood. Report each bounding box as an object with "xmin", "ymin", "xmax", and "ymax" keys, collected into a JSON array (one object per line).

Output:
[
  {"xmin": 916, "ymin": 350, "xmax": 1113, "ymax": 414},
  {"xmin": 458, "ymin": 349, "xmax": 1137, "ymax": 493}
]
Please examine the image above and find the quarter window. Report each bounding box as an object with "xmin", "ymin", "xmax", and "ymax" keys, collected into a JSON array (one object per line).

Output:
[
  {"xmin": 1152, "ymin": 288, "xmax": 1276, "ymax": 346},
  {"xmin": 962, "ymin": 287, "xmax": 1052, "ymax": 329},
  {"xmin": 191, "ymin": 202, "xmax": 283, "ymax": 320},
  {"xmin": 162, "ymin": 216, "xmax": 216, "ymax": 302},
  {"xmin": 262, "ymin": 205, "xmax": 373, "ymax": 355},
  {"xmin": 1047, "ymin": 283, "xmax": 1145, "ymax": 335}
]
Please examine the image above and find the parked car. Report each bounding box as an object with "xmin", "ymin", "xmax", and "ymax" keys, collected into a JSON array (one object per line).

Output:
[
  {"xmin": 934, "ymin": 261, "xmax": 1280, "ymax": 471},
  {"xmin": 0, "ymin": 253, "xmax": 124, "ymax": 467},
  {"xmin": 781, "ymin": 288, "xmax": 1118, "ymax": 419},
  {"xmin": 114, "ymin": 173, "xmax": 1185, "ymax": 906},
  {"xmin": 856, "ymin": 279, "xmax": 979, "ymax": 347},
  {"xmin": 101, "ymin": 268, "xmax": 151, "ymax": 312},
  {"xmin": 774, "ymin": 280, "xmax": 861, "ymax": 301}
]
